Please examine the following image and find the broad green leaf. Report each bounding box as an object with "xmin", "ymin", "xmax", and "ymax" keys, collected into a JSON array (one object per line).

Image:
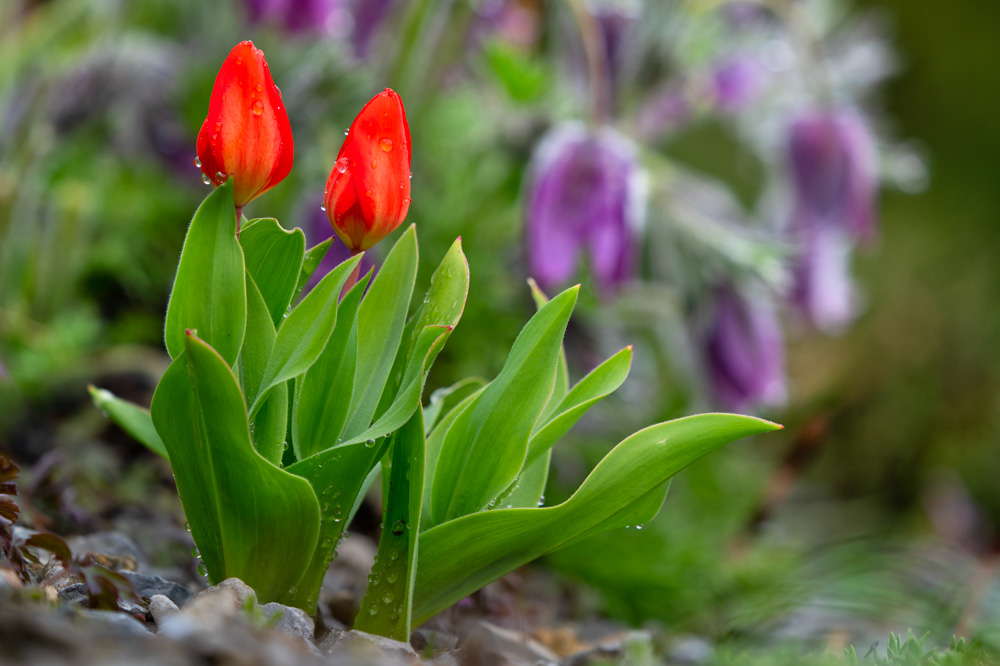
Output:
[
  {"xmin": 250, "ymin": 254, "xmax": 363, "ymax": 417},
  {"xmin": 284, "ymin": 437, "xmax": 391, "ymax": 613},
  {"xmin": 422, "ymin": 377, "xmax": 486, "ymax": 435},
  {"xmin": 341, "ymin": 325, "xmax": 452, "ymax": 447},
  {"xmin": 412, "ymin": 413, "xmax": 782, "ymax": 624},
  {"xmin": 151, "ymin": 333, "xmax": 321, "ymax": 606},
  {"xmin": 239, "ymin": 218, "xmax": 305, "ymax": 327},
  {"xmin": 528, "ymin": 278, "xmax": 570, "ymax": 424},
  {"xmin": 526, "ymin": 346, "xmax": 633, "ymax": 466},
  {"xmin": 88, "ymin": 386, "xmax": 167, "ymax": 459},
  {"xmin": 164, "ymin": 180, "xmax": 246, "ymax": 365},
  {"xmin": 429, "ymin": 286, "xmax": 578, "ymax": 525},
  {"xmin": 293, "ymin": 271, "xmax": 371, "ymax": 460},
  {"xmin": 238, "ymin": 274, "xmax": 285, "ymax": 463},
  {"xmin": 420, "ymin": 386, "xmax": 486, "ymax": 529},
  {"xmin": 294, "ymin": 237, "xmax": 333, "ymax": 300},
  {"xmin": 497, "ymin": 449, "xmax": 550, "ymax": 509},
  {"xmin": 354, "ymin": 409, "xmax": 424, "ymax": 640},
  {"xmin": 342, "ymin": 226, "xmax": 418, "ymax": 439},
  {"xmin": 372, "ymin": 237, "xmax": 469, "ymax": 426}
]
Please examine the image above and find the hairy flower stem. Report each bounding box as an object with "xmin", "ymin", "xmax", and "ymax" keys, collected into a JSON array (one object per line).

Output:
[
  {"xmin": 340, "ymin": 250, "xmax": 363, "ymax": 299},
  {"xmin": 566, "ymin": 0, "xmax": 609, "ymax": 126}
]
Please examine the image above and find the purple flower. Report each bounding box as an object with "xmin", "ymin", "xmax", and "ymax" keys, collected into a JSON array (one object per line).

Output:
[
  {"xmin": 525, "ymin": 123, "xmax": 645, "ymax": 295},
  {"xmin": 704, "ymin": 285, "xmax": 786, "ymax": 412},
  {"xmin": 711, "ymin": 56, "xmax": 766, "ymax": 112},
  {"xmin": 636, "ymin": 84, "xmax": 690, "ymax": 139},
  {"xmin": 787, "ymin": 108, "xmax": 878, "ymax": 239},
  {"xmin": 350, "ymin": 0, "xmax": 398, "ymax": 58},
  {"xmin": 790, "ymin": 225, "xmax": 856, "ymax": 332},
  {"xmin": 243, "ymin": 0, "xmax": 350, "ymax": 37}
]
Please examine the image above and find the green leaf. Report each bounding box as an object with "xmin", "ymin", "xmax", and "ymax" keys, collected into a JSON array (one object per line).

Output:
[
  {"xmin": 497, "ymin": 449, "xmax": 550, "ymax": 510},
  {"xmin": 354, "ymin": 409, "xmax": 424, "ymax": 640},
  {"xmin": 528, "ymin": 278, "xmax": 570, "ymax": 424},
  {"xmin": 294, "ymin": 238, "xmax": 333, "ymax": 300},
  {"xmin": 284, "ymin": 436, "xmax": 392, "ymax": 613},
  {"xmin": 526, "ymin": 346, "xmax": 633, "ymax": 466},
  {"xmin": 250, "ymin": 254, "xmax": 363, "ymax": 417},
  {"xmin": 164, "ymin": 179, "xmax": 246, "ymax": 365},
  {"xmin": 342, "ymin": 226, "xmax": 418, "ymax": 439},
  {"xmin": 151, "ymin": 332, "xmax": 320, "ymax": 606},
  {"xmin": 239, "ymin": 218, "xmax": 306, "ymax": 327},
  {"xmin": 293, "ymin": 271, "xmax": 371, "ymax": 460},
  {"xmin": 429, "ymin": 285, "xmax": 578, "ymax": 525},
  {"xmin": 238, "ymin": 274, "xmax": 286, "ymax": 463},
  {"xmin": 88, "ymin": 386, "xmax": 167, "ymax": 459},
  {"xmin": 422, "ymin": 377, "xmax": 486, "ymax": 435},
  {"xmin": 420, "ymin": 386, "xmax": 486, "ymax": 528},
  {"xmin": 412, "ymin": 413, "xmax": 782, "ymax": 624},
  {"xmin": 341, "ymin": 325, "xmax": 453, "ymax": 447}
]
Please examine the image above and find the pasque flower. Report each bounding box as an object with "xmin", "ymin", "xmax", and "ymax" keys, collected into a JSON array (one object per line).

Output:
[
  {"xmin": 787, "ymin": 108, "xmax": 877, "ymax": 239},
  {"xmin": 526, "ymin": 122, "xmax": 645, "ymax": 295},
  {"xmin": 324, "ymin": 88, "xmax": 411, "ymax": 252},
  {"xmin": 704, "ymin": 284, "xmax": 786, "ymax": 412},
  {"xmin": 196, "ymin": 41, "xmax": 293, "ymax": 209}
]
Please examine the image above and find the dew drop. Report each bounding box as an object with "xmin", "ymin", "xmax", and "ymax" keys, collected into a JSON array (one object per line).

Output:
[
  {"xmin": 320, "ymin": 203, "xmax": 326, "ymax": 211},
  {"xmin": 388, "ymin": 547, "xmax": 399, "ymax": 560},
  {"xmin": 202, "ymin": 174, "xmax": 212, "ymax": 185},
  {"xmin": 183, "ymin": 522, "xmax": 190, "ymax": 532},
  {"xmin": 368, "ymin": 606, "xmax": 378, "ymax": 616},
  {"xmin": 336, "ymin": 157, "xmax": 350, "ymax": 173},
  {"xmin": 409, "ymin": 171, "xmax": 413, "ymax": 179},
  {"xmin": 379, "ymin": 138, "xmax": 393, "ymax": 152},
  {"xmin": 371, "ymin": 158, "xmax": 377, "ymax": 169},
  {"xmin": 197, "ymin": 562, "xmax": 207, "ymax": 576},
  {"xmin": 252, "ymin": 100, "xmax": 264, "ymax": 116},
  {"xmin": 193, "ymin": 156, "xmax": 201, "ymax": 168},
  {"xmin": 215, "ymin": 171, "xmax": 226, "ymax": 180},
  {"xmin": 365, "ymin": 190, "xmax": 372, "ymax": 198},
  {"xmin": 288, "ymin": 585, "xmax": 297, "ymax": 595},
  {"xmin": 386, "ymin": 571, "xmax": 398, "ymax": 584},
  {"xmin": 214, "ymin": 121, "xmax": 222, "ymax": 132},
  {"xmin": 365, "ymin": 438, "xmax": 376, "ymax": 448},
  {"xmin": 389, "ymin": 606, "xmax": 400, "ymax": 619},
  {"xmin": 256, "ymin": 83, "xmax": 263, "ymax": 93},
  {"xmin": 382, "ymin": 590, "xmax": 394, "ymax": 604},
  {"xmin": 235, "ymin": 56, "xmax": 243, "ymax": 65},
  {"xmin": 191, "ymin": 545, "xmax": 200, "ymax": 558},
  {"xmin": 635, "ymin": 524, "xmax": 644, "ymax": 530}
]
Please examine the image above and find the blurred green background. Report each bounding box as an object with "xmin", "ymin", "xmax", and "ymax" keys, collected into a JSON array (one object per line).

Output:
[{"xmin": 1, "ymin": 0, "xmax": 999, "ymax": 659}]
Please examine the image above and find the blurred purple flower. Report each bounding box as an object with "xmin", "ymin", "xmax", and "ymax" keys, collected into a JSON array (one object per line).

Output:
[
  {"xmin": 787, "ymin": 108, "xmax": 878, "ymax": 239},
  {"xmin": 704, "ymin": 285, "xmax": 786, "ymax": 412},
  {"xmin": 711, "ymin": 56, "xmax": 766, "ymax": 112},
  {"xmin": 790, "ymin": 225, "xmax": 856, "ymax": 332},
  {"xmin": 299, "ymin": 197, "xmax": 376, "ymax": 295},
  {"xmin": 525, "ymin": 123, "xmax": 645, "ymax": 295},
  {"xmin": 351, "ymin": 0, "xmax": 397, "ymax": 58},
  {"xmin": 636, "ymin": 84, "xmax": 690, "ymax": 140},
  {"xmin": 243, "ymin": 0, "xmax": 351, "ymax": 37}
]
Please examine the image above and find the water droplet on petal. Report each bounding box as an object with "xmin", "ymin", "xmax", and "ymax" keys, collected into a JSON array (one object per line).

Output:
[
  {"xmin": 256, "ymin": 83, "xmax": 263, "ymax": 93},
  {"xmin": 235, "ymin": 56, "xmax": 243, "ymax": 65},
  {"xmin": 215, "ymin": 171, "xmax": 226, "ymax": 181},
  {"xmin": 344, "ymin": 128, "xmax": 350, "ymax": 136},
  {"xmin": 202, "ymin": 174, "xmax": 212, "ymax": 185},
  {"xmin": 320, "ymin": 204, "xmax": 326, "ymax": 212},
  {"xmin": 193, "ymin": 156, "xmax": 201, "ymax": 167},
  {"xmin": 379, "ymin": 138, "xmax": 393, "ymax": 152},
  {"xmin": 371, "ymin": 158, "xmax": 377, "ymax": 169},
  {"xmin": 336, "ymin": 157, "xmax": 350, "ymax": 173},
  {"xmin": 252, "ymin": 100, "xmax": 264, "ymax": 116}
]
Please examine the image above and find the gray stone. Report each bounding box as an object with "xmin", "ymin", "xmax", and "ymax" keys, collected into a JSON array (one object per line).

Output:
[
  {"xmin": 68, "ymin": 531, "xmax": 146, "ymax": 566},
  {"xmin": 75, "ymin": 609, "xmax": 153, "ymax": 639},
  {"xmin": 191, "ymin": 577, "xmax": 257, "ymax": 613},
  {"xmin": 57, "ymin": 582, "xmax": 89, "ymax": 607},
  {"xmin": 666, "ymin": 634, "xmax": 713, "ymax": 665},
  {"xmin": 121, "ymin": 570, "xmax": 194, "ymax": 606},
  {"xmin": 321, "ymin": 629, "xmax": 419, "ymax": 665},
  {"xmin": 462, "ymin": 620, "xmax": 561, "ymax": 666},
  {"xmin": 149, "ymin": 594, "xmax": 180, "ymax": 625},
  {"xmin": 410, "ymin": 627, "xmax": 458, "ymax": 655},
  {"xmin": 261, "ymin": 602, "xmax": 315, "ymax": 641}
]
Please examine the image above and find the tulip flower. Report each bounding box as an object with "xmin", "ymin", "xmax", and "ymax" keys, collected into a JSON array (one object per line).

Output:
[
  {"xmin": 196, "ymin": 41, "xmax": 293, "ymax": 211},
  {"xmin": 787, "ymin": 108, "xmax": 877, "ymax": 240},
  {"xmin": 704, "ymin": 284, "xmax": 786, "ymax": 412},
  {"xmin": 324, "ymin": 88, "xmax": 411, "ymax": 252},
  {"xmin": 525, "ymin": 122, "xmax": 645, "ymax": 295}
]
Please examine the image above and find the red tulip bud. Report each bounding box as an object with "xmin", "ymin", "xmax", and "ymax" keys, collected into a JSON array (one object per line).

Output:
[
  {"xmin": 324, "ymin": 89, "xmax": 411, "ymax": 252},
  {"xmin": 196, "ymin": 41, "xmax": 293, "ymax": 209}
]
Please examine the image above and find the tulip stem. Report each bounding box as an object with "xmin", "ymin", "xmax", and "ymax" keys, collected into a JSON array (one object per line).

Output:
[
  {"xmin": 340, "ymin": 251, "xmax": 363, "ymax": 300},
  {"xmin": 235, "ymin": 205, "xmax": 244, "ymax": 238}
]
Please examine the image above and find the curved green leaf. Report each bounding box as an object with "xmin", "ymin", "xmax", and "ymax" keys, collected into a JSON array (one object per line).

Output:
[
  {"xmin": 413, "ymin": 413, "xmax": 782, "ymax": 624},
  {"xmin": 240, "ymin": 218, "xmax": 306, "ymax": 327},
  {"xmin": 526, "ymin": 346, "xmax": 633, "ymax": 466},
  {"xmin": 342, "ymin": 226, "xmax": 418, "ymax": 439},
  {"xmin": 151, "ymin": 332, "xmax": 320, "ymax": 607},
  {"xmin": 164, "ymin": 179, "xmax": 246, "ymax": 365},
  {"xmin": 293, "ymin": 271, "xmax": 371, "ymax": 460},
  {"xmin": 88, "ymin": 386, "xmax": 167, "ymax": 459},
  {"xmin": 250, "ymin": 254, "xmax": 363, "ymax": 417},
  {"xmin": 429, "ymin": 285, "xmax": 578, "ymax": 525},
  {"xmin": 295, "ymin": 237, "xmax": 333, "ymax": 300}
]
